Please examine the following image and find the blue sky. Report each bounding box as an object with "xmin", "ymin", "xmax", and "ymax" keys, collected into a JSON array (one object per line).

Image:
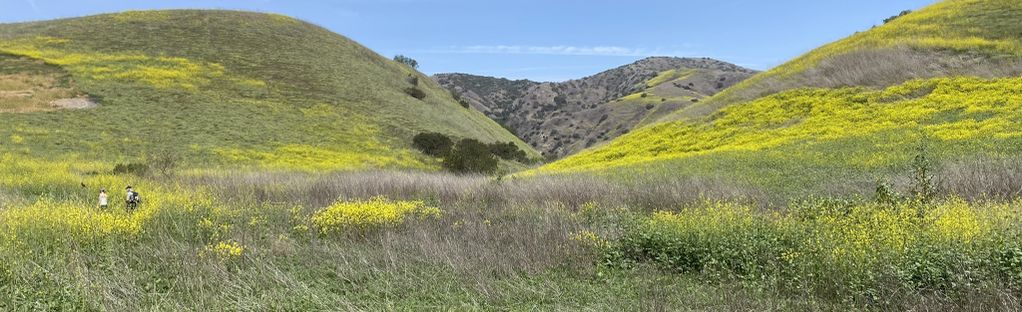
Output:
[{"xmin": 1, "ymin": 0, "xmax": 936, "ymax": 82}]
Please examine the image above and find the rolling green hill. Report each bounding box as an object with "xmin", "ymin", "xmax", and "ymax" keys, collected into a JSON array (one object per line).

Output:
[
  {"xmin": 537, "ymin": 0, "xmax": 1022, "ymax": 196},
  {"xmin": 0, "ymin": 10, "xmax": 535, "ymax": 171}
]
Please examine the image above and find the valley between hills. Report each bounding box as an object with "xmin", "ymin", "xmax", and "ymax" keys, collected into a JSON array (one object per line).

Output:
[{"xmin": 2, "ymin": 1, "xmax": 1022, "ymax": 310}]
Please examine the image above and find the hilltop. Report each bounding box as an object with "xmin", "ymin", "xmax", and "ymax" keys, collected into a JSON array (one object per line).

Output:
[
  {"xmin": 538, "ymin": 0, "xmax": 1022, "ymax": 196},
  {"xmin": 0, "ymin": 10, "xmax": 535, "ymax": 170},
  {"xmin": 435, "ymin": 57, "xmax": 756, "ymax": 158},
  {"xmin": 669, "ymin": 0, "xmax": 1022, "ymax": 121}
]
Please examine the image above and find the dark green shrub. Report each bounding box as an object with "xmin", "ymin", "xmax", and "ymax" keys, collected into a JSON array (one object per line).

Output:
[
  {"xmin": 404, "ymin": 87, "xmax": 426, "ymax": 100},
  {"xmin": 393, "ymin": 55, "xmax": 418, "ymax": 68},
  {"xmin": 910, "ymin": 141, "xmax": 936, "ymax": 203},
  {"xmin": 999, "ymin": 244, "xmax": 1022, "ymax": 289},
  {"xmin": 113, "ymin": 162, "xmax": 148, "ymax": 176},
  {"xmin": 443, "ymin": 139, "xmax": 498, "ymax": 174},
  {"xmin": 884, "ymin": 10, "xmax": 912, "ymax": 24},
  {"xmin": 487, "ymin": 141, "xmax": 526, "ymax": 161},
  {"xmin": 452, "ymin": 91, "xmax": 470, "ymax": 108},
  {"xmin": 412, "ymin": 132, "xmax": 453, "ymax": 157},
  {"xmin": 554, "ymin": 95, "xmax": 568, "ymax": 106}
]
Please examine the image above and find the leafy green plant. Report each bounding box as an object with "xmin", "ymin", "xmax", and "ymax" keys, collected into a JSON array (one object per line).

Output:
[
  {"xmin": 113, "ymin": 162, "xmax": 149, "ymax": 176},
  {"xmin": 487, "ymin": 141, "xmax": 527, "ymax": 162},
  {"xmin": 393, "ymin": 55, "xmax": 418, "ymax": 69},
  {"xmin": 884, "ymin": 10, "xmax": 913, "ymax": 24},
  {"xmin": 404, "ymin": 87, "xmax": 426, "ymax": 100},
  {"xmin": 412, "ymin": 132, "xmax": 453, "ymax": 157},
  {"xmin": 442, "ymin": 138, "xmax": 498, "ymax": 174}
]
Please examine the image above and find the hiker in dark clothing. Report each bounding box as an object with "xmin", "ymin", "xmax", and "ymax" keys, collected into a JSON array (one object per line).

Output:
[{"xmin": 125, "ymin": 186, "xmax": 141, "ymax": 211}]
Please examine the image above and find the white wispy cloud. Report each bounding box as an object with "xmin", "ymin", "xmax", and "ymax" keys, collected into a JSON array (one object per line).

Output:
[{"xmin": 419, "ymin": 45, "xmax": 690, "ymax": 57}]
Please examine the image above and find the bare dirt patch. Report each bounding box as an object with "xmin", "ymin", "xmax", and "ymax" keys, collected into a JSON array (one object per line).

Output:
[
  {"xmin": 50, "ymin": 97, "xmax": 98, "ymax": 109},
  {"xmin": 0, "ymin": 55, "xmax": 91, "ymax": 113}
]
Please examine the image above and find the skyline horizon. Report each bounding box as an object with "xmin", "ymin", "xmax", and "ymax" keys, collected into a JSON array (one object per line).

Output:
[{"xmin": 1, "ymin": 0, "xmax": 936, "ymax": 81}]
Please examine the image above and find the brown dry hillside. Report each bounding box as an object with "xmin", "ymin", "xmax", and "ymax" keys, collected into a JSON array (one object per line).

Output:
[{"xmin": 435, "ymin": 57, "xmax": 757, "ymax": 158}]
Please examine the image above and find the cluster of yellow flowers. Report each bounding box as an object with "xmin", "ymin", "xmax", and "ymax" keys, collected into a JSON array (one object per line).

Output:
[
  {"xmin": 569, "ymin": 230, "xmax": 609, "ymax": 250},
  {"xmin": 202, "ymin": 240, "xmax": 246, "ymax": 262},
  {"xmin": 311, "ymin": 196, "xmax": 441, "ymax": 235},
  {"xmin": 0, "ymin": 34, "xmax": 277, "ymax": 93}
]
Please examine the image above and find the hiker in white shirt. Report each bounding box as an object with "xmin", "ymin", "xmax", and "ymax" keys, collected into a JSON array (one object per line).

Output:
[{"xmin": 99, "ymin": 189, "xmax": 108, "ymax": 209}]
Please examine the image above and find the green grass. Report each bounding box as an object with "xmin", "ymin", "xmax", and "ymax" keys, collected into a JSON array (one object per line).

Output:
[
  {"xmin": 0, "ymin": 158, "xmax": 852, "ymax": 311},
  {"xmin": 2, "ymin": 157, "xmax": 1019, "ymax": 310},
  {"xmin": 0, "ymin": 10, "xmax": 535, "ymax": 171}
]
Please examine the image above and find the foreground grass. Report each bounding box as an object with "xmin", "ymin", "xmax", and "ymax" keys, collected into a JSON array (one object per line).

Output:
[{"xmin": 1, "ymin": 157, "xmax": 1021, "ymax": 310}]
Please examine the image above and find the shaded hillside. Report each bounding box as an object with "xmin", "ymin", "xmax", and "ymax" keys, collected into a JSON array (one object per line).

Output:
[
  {"xmin": 537, "ymin": 0, "xmax": 1022, "ymax": 197},
  {"xmin": 436, "ymin": 57, "xmax": 756, "ymax": 157},
  {"xmin": 431, "ymin": 74, "xmax": 538, "ymax": 122},
  {"xmin": 0, "ymin": 10, "xmax": 535, "ymax": 170}
]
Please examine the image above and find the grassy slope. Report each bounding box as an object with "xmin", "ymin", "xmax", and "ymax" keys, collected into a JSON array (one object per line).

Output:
[
  {"xmin": 537, "ymin": 0, "xmax": 1022, "ymax": 196},
  {"xmin": 673, "ymin": 0, "xmax": 1022, "ymax": 121},
  {"xmin": 0, "ymin": 10, "xmax": 535, "ymax": 170}
]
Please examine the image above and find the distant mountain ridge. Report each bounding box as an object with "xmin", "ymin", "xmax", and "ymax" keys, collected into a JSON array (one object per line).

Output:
[{"xmin": 435, "ymin": 57, "xmax": 757, "ymax": 157}]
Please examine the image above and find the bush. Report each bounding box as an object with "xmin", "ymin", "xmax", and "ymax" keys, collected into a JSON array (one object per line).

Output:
[
  {"xmin": 443, "ymin": 138, "xmax": 498, "ymax": 174},
  {"xmin": 452, "ymin": 91, "xmax": 470, "ymax": 108},
  {"xmin": 113, "ymin": 162, "xmax": 148, "ymax": 176},
  {"xmin": 404, "ymin": 87, "xmax": 426, "ymax": 100},
  {"xmin": 393, "ymin": 55, "xmax": 418, "ymax": 69},
  {"xmin": 554, "ymin": 95, "xmax": 568, "ymax": 106},
  {"xmin": 412, "ymin": 132, "xmax": 453, "ymax": 157},
  {"xmin": 487, "ymin": 141, "xmax": 526, "ymax": 161},
  {"xmin": 884, "ymin": 10, "xmax": 912, "ymax": 24},
  {"xmin": 146, "ymin": 151, "xmax": 180, "ymax": 177}
]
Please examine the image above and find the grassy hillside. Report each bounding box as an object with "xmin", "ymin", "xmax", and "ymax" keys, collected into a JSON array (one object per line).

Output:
[
  {"xmin": 0, "ymin": 10, "xmax": 535, "ymax": 171},
  {"xmin": 537, "ymin": 0, "xmax": 1022, "ymax": 197},
  {"xmin": 671, "ymin": 0, "xmax": 1022, "ymax": 121},
  {"xmin": 608, "ymin": 65, "xmax": 755, "ymax": 129}
]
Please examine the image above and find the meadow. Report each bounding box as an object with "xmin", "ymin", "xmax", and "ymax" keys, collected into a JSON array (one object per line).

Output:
[
  {"xmin": 1, "ymin": 153, "xmax": 1021, "ymax": 311},
  {"xmin": 3, "ymin": 4, "xmax": 1022, "ymax": 311}
]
